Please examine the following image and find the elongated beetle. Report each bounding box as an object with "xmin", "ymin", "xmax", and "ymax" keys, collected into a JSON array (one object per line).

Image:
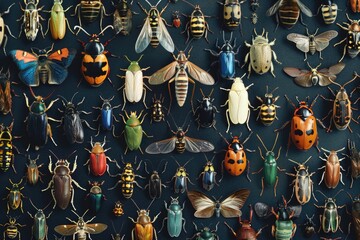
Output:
[
  {"xmin": 5, "ymin": 178, "xmax": 25, "ymax": 214},
  {"xmin": 198, "ymin": 154, "xmax": 218, "ymax": 191},
  {"xmin": 93, "ymin": 95, "xmax": 121, "ymax": 137},
  {"xmin": 144, "ymin": 160, "xmax": 167, "ymax": 199},
  {"xmin": 160, "ymin": 197, "xmax": 186, "ymax": 237},
  {"xmin": 27, "ymin": 199, "xmax": 52, "ymax": 240},
  {"xmin": 18, "ymin": 0, "xmax": 45, "ymax": 41},
  {"xmin": 318, "ymin": 147, "xmax": 345, "ymax": 189},
  {"xmin": 169, "ymin": 158, "xmax": 194, "ymax": 194},
  {"xmin": 0, "ymin": 3, "xmax": 16, "ymax": 55},
  {"xmin": 347, "ymin": 138, "xmax": 360, "ymax": 188},
  {"xmin": 26, "ymin": 155, "xmax": 44, "ymax": 185}
]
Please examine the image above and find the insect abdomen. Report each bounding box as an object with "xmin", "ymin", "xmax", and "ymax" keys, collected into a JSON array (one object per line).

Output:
[
  {"xmin": 190, "ymin": 14, "xmax": 205, "ymax": 38},
  {"xmin": 278, "ymin": 4, "xmax": 300, "ymax": 28},
  {"xmin": 38, "ymin": 66, "xmax": 49, "ymax": 84},
  {"xmin": 80, "ymin": 2, "xmax": 101, "ymax": 23},
  {"xmin": 175, "ymin": 69, "xmax": 188, "ymax": 107},
  {"xmin": 260, "ymin": 104, "xmax": 276, "ymax": 125},
  {"xmin": 149, "ymin": 10, "xmax": 160, "ymax": 48},
  {"xmin": 321, "ymin": 4, "xmax": 337, "ymax": 24}
]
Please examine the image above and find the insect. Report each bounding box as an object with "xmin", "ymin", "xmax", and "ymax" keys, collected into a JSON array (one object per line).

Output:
[
  {"xmin": 303, "ymin": 214, "xmax": 315, "ymax": 238},
  {"xmin": 113, "ymin": 0, "xmax": 133, "ymax": 35},
  {"xmin": 23, "ymin": 89, "xmax": 60, "ymax": 151},
  {"xmin": 0, "ymin": 3, "xmax": 16, "ymax": 55},
  {"xmin": 347, "ymin": 139, "xmax": 360, "ymax": 188},
  {"xmin": 283, "ymin": 62, "xmax": 345, "ymax": 88},
  {"xmin": 254, "ymin": 86, "xmax": 280, "ymax": 126},
  {"xmin": 135, "ymin": 0, "xmax": 174, "ymax": 53},
  {"xmin": 93, "ymin": 96, "xmax": 121, "ymax": 137},
  {"xmin": 219, "ymin": 0, "xmax": 245, "ymax": 31},
  {"xmin": 318, "ymin": 0, "xmax": 338, "ymax": 24},
  {"xmin": 275, "ymin": 95, "xmax": 325, "ymax": 155},
  {"xmin": 5, "ymin": 179, "xmax": 25, "ymax": 214},
  {"xmin": 251, "ymin": 12, "xmax": 258, "ymax": 25},
  {"xmin": 194, "ymin": 89, "xmax": 219, "ymax": 129},
  {"xmin": 160, "ymin": 197, "xmax": 186, "ymax": 237},
  {"xmin": 172, "ymin": 11, "xmax": 181, "ymax": 28},
  {"xmin": 243, "ymin": 29, "xmax": 281, "ymax": 78},
  {"xmin": 182, "ymin": 1, "xmax": 212, "ymax": 43},
  {"xmin": 0, "ymin": 123, "xmax": 19, "ymax": 173},
  {"xmin": 346, "ymin": 193, "xmax": 360, "ymax": 239},
  {"xmin": 334, "ymin": 14, "xmax": 360, "ymax": 62},
  {"xmin": 349, "ymin": 0, "xmax": 360, "ymax": 12},
  {"xmin": 190, "ymin": 222, "xmax": 219, "ymax": 240},
  {"xmin": 198, "ymin": 155, "xmax": 218, "ymax": 191},
  {"xmin": 170, "ymin": 159, "xmax": 194, "ymax": 194},
  {"xmin": 253, "ymin": 133, "xmax": 283, "ymax": 197},
  {"xmin": 27, "ymin": 199, "xmax": 52, "ymax": 240},
  {"xmin": 113, "ymin": 201, "xmax": 124, "ymax": 217},
  {"xmin": 314, "ymin": 190, "xmax": 345, "ymax": 233},
  {"xmin": 85, "ymin": 181, "xmax": 106, "ymax": 214},
  {"xmin": 55, "ymin": 209, "xmax": 108, "ymax": 239},
  {"xmin": 26, "ymin": 155, "xmax": 44, "ymax": 185},
  {"xmin": 145, "ymin": 120, "xmax": 215, "ymax": 154},
  {"xmin": 42, "ymin": 151, "xmax": 85, "ymax": 210},
  {"xmin": 149, "ymin": 48, "xmax": 215, "ymax": 112},
  {"xmin": 144, "ymin": 160, "xmax": 168, "ymax": 199},
  {"xmin": 318, "ymin": 147, "xmax": 345, "ymax": 189},
  {"xmin": 0, "ymin": 217, "xmax": 25, "ymax": 240},
  {"xmin": 75, "ymin": 25, "xmax": 114, "ymax": 87},
  {"xmin": 187, "ymin": 189, "xmax": 250, "ymax": 218},
  {"xmin": 18, "ymin": 0, "xmax": 45, "ymax": 41},
  {"xmin": 221, "ymin": 75, "xmax": 253, "ymax": 132},
  {"xmin": 45, "ymin": 0, "xmax": 74, "ymax": 40},
  {"xmin": 9, "ymin": 44, "xmax": 76, "ymax": 87},
  {"xmin": 150, "ymin": 94, "xmax": 166, "ymax": 123},
  {"xmin": 287, "ymin": 28, "xmax": 338, "ymax": 61},
  {"xmin": 205, "ymin": 31, "xmax": 240, "ymax": 80},
  {"xmin": 321, "ymin": 74, "xmax": 359, "ymax": 132},
  {"xmin": 117, "ymin": 55, "xmax": 151, "ymax": 110},
  {"xmin": 73, "ymin": 0, "xmax": 109, "ymax": 34},
  {"xmin": 266, "ymin": 0, "xmax": 313, "ymax": 29},
  {"xmin": 0, "ymin": 69, "xmax": 13, "ymax": 115}
]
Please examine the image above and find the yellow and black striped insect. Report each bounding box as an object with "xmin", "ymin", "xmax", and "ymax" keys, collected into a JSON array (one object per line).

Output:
[
  {"xmin": 0, "ymin": 217, "xmax": 25, "ymax": 240},
  {"xmin": 113, "ymin": 0, "xmax": 133, "ymax": 35},
  {"xmin": 219, "ymin": 0, "xmax": 245, "ymax": 31},
  {"xmin": 318, "ymin": 0, "xmax": 338, "ymax": 24},
  {"xmin": 0, "ymin": 123, "xmax": 18, "ymax": 173},
  {"xmin": 254, "ymin": 86, "xmax": 280, "ymax": 126}
]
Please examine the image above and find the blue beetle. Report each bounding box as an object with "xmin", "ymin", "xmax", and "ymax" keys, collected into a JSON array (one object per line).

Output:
[
  {"xmin": 205, "ymin": 31, "xmax": 240, "ymax": 79},
  {"xmin": 86, "ymin": 181, "xmax": 106, "ymax": 214},
  {"xmin": 171, "ymin": 158, "xmax": 194, "ymax": 194},
  {"xmin": 198, "ymin": 155, "xmax": 218, "ymax": 191},
  {"xmin": 93, "ymin": 96, "xmax": 121, "ymax": 137},
  {"xmin": 160, "ymin": 197, "xmax": 186, "ymax": 237},
  {"xmin": 27, "ymin": 199, "xmax": 52, "ymax": 240}
]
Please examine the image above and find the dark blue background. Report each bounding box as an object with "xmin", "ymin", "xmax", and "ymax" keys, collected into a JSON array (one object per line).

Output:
[{"xmin": 0, "ymin": 0, "xmax": 359, "ymax": 239}]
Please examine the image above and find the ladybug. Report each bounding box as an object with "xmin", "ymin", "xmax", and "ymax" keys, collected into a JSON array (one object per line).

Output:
[
  {"xmin": 220, "ymin": 132, "xmax": 254, "ymax": 181},
  {"xmin": 113, "ymin": 201, "xmax": 124, "ymax": 216},
  {"xmin": 275, "ymin": 95, "xmax": 325, "ymax": 155},
  {"xmin": 172, "ymin": 11, "xmax": 181, "ymax": 28}
]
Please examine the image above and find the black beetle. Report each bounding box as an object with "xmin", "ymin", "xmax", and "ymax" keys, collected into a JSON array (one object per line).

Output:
[
  {"xmin": 347, "ymin": 192, "xmax": 360, "ymax": 239},
  {"xmin": 303, "ymin": 214, "xmax": 315, "ymax": 238},
  {"xmin": 194, "ymin": 88, "xmax": 218, "ymax": 129},
  {"xmin": 144, "ymin": 160, "xmax": 167, "ymax": 199},
  {"xmin": 150, "ymin": 94, "xmax": 166, "ymax": 123}
]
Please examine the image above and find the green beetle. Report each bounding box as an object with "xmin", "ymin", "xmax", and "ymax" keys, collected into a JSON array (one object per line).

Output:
[
  {"xmin": 160, "ymin": 197, "xmax": 186, "ymax": 237},
  {"xmin": 45, "ymin": 0, "xmax": 74, "ymax": 40},
  {"xmin": 120, "ymin": 110, "xmax": 151, "ymax": 154},
  {"xmin": 253, "ymin": 133, "xmax": 284, "ymax": 197},
  {"xmin": 190, "ymin": 222, "xmax": 219, "ymax": 240}
]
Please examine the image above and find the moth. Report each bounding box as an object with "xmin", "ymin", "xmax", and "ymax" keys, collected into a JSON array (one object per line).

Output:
[
  {"xmin": 287, "ymin": 29, "xmax": 338, "ymax": 60},
  {"xmin": 283, "ymin": 62, "xmax": 345, "ymax": 87}
]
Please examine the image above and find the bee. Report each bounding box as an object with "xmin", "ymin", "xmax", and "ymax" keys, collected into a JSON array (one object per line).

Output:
[{"xmin": 135, "ymin": 0, "xmax": 174, "ymax": 53}]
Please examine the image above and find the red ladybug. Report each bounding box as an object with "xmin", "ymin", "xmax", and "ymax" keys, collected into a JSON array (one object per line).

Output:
[{"xmin": 172, "ymin": 11, "xmax": 181, "ymax": 28}]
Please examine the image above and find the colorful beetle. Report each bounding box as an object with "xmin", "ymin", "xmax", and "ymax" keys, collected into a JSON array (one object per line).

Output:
[
  {"xmin": 27, "ymin": 199, "xmax": 52, "ymax": 240},
  {"xmin": 275, "ymin": 95, "xmax": 325, "ymax": 155},
  {"xmin": 113, "ymin": 201, "xmax": 124, "ymax": 217},
  {"xmin": 161, "ymin": 197, "xmax": 186, "ymax": 237},
  {"xmin": 172, "ymin": 11, "xmax": 181, "ymax": 28},
  {"xmin": 84, "ymin": 136, "xmax": 116, "ymax": 176},
  {"xmin": 190, "ymin": 222, "xmax": 219, "ymax": 240},
  {"xmin": 0, "ymin": 123, "xmax": 18, "ymax": 173},
  {"xmin": 0, "ymin": 217, "xmax": 25, "ymax": 240},
  {"xmin": 198, "ymin": 155, "xmax": 218, "ymax": 191},
  {"xmin": 0, "ymin": 3, "xmax": 16, "ymax": 54},
  {"xmin": 5, "ymin": 179, "xmax": 25, "ymax": 214},
  {"xmin": 319, "ymin": 0, "xmax": 338, "ymax": 24},
  {"xmin": 318, "ymin": 147, "xmax": 345, "ymax": 189},
  {"xmin": 220, "ymin": 0, "xmax": 245, "ymax": 31},
  {"xmin": 349, "ymin": 0, "xmax": 360, "ymax": 12},
  {"xmin": 150, "ymin": 94, "xmax": 165, "ymax": 123},
  {"xmin": 73, "ymin": 0, "xmax": 109, "ymax": 33},
  {"xmin": 194, "ymin": 89, "xmax": 219, "ymax": 129},
  {"xmin": 45, "ymin": 0, "xmax": 74, "ymax": 40},
  {"xmin": 254, "ymin": 86, "xmax": 280, "ymax": 126},
  {"xmin": 93, "ymin": 95, "xmax": 121, "ymax": 136},
  {"xmin": 347, "ymin": 138, "xmax": 360, "ymax": 188},
  {"xmin": 113, "ymin": 0, "xmax": 133, "ymax": 35},
  {"xmin": 170, "ymin": 159, "xmax": 194, "ymax": 194},
  {"xmin": 144, "ymin": 160, "xmax": 167, "ymax": 199},
  {"xmin": 86, "ymin": 181, "xmax": 106, "ymax": 214},
  {"xmin": 26, "ymin": 155, "xmax": 44, "ymax": 185},
  {"xmin": 18, "ymin": 0, "xmax": 45, "ymax": 41},
  {"xmin": 75, "ymin": 25, "xmax": 114, "ymax": 87}
]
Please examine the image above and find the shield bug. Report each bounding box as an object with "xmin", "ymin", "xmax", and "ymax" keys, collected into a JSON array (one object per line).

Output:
[
  {"xmin": 0, "ymin": 3, "xmax": 16, "ymax": 55},
  {"xmin": 172, "ymin": 11, "xmax": 181, "ymax": 28},
  {"xmin": 113, "ymin": 201, "xmax": 124, "ymax": 217},
  {"xmin": 160, "ymin": 197, "xmax": 186, "ymax": 237},
  {"xmin": 45, "ymin": 0, "xmax": 74, "ymax": 40},
  {"xmin": 243, "ymin": 29, "xmax": 281, "ymax": 78},
  {"xmin": 26, "ymin": 155, "xmax": 44, "ymax": 185},
  {"xmin": 169, "ymin": 159, "xmax": 194, "ymax": 194},
  {"xmin": 85, "ymin": 181, "xmax": 106, "ymax": 214},
  {"xmin": 0, "ymin": 69, "xmax": 13, "ymax": 115},
  {"xmin": 93, "ymin": 95, "xmax": 121, "ymax": 137},
  {"xmin": 190, "ymin": 222, "xmax": 219, "ymax": 240},
  {"xmin": 42, "ymin": 150, "xmax": 85, "ymax": 210},
  {"xmin": 287, "ymin": 157, "xmax": 316, "ymax": 205},
  {"xmin": 318, "ymin": 0, "xmax": 338, "ymax": 24},
  {"xmin": 5, "ymin": 179, "xmax": 25, "ymax": 214},
  {"xmin": 18, "ymin": 0, "xmax": 45, "ymax": 41},
  {"xmin": 144, "ymin": 160, "xmax": 167, "ymax": 199},
  {"xmin": 303, "ymin": 214, "xmax": 315, "ymax": 238},
  {"xmin": 117, "ymin": 55, "xmax": 151, "ymax": 110},
  {"xmin": 318, "ymin": 147, "xmax": 345, "ymax": 189},
  {"xmin": 219, "ymin": 0, "xmax": 245, "ymax": 31},
  {"xmin": 0, "ymin": 217, "xmax": 25, "ymax": 240},
  {"xmin": 198, "ymin": 155, "xmax": 218, "ymax": 191},
  {"xmin": 194, "ymin": 88, "xmax": 219, "ymax": 129},
  {"xmin": 254, "ymin": 86, "xmax": 280, "ymax": 126},
  {"xmin": 27, "ymin": 199, "xmax": 52, "ymax": 240},
  {"xmin": 150, "ymin": 94, "xmax": 166, "ymax": 123},
  {"xmin": 113, "ymin": 0, "xmax": 133, "ymax": 35},
  {"xmin": 347, "ymin": 139, "xmax": 360, "ymax": 188},
  {"xmin": 220, "ymin": 75, "xmax": 253, "ymax": 133},
  {"xmin": 75, "ymin": 25, "xmax": 115, "ymax": 87},
  {"xmin": 0, "ymin": 122, "xmax": 19, "ymax": 173}
]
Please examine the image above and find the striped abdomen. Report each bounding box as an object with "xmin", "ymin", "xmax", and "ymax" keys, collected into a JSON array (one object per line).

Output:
[
  {"xmin": 80, "ymin": 1, "xmax": 101, "ymax": 23},
  {"xmin": 5, "ymin": 226, "xmax": 18, "ymax": 239},
  {"xmin": 279, "ymin": 2, "xmax": 300, "ymax": 28},
  {"xmin": 149, "ymin": 9, "xmax": 160, "ymax": 48},
  {"xmin": 321, "ymin": 4, "xmax": 337, "ymax": 24},
  {"xmin": 175, "ymin": 137, "xmax": 186, "ymax": 153},
  {"xmin": 309, "ymin": 39, "xmax": 316, "ymax": 55},
  {"xmin": 260, "ymin": 104, "xmax": 276, "ymax": 126},
  {"xmin": 175, "ymin": 68, "xmax": 188, "ymax": 107},
  {"xmin": 190, "ymin": 15, "xmax": 205, "ymax": 39},
  {"xmin": 38, "ymin": 66, "xmax": 49, "ymax": 84}
]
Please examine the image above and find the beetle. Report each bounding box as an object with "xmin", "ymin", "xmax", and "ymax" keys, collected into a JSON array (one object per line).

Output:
[
  {"xmin": 42, "ymin": 150, "xmax": 85, "ymax": 210},
  {"xmin": 75, "ymin": 25, "xmax": 114, "ymax": 87},
  {"xmin": 347, "ymin": 139, "xmax": 360, "ymax": 188},
  {"xmin": 318, "ymin": 0, "xmax": 338, "ymax": 24},
  {"xmin": 27, "ymin": 199, "xmax": 52, "ymax": 240},
  {"xmin": 170, "ymin": 159, "xmax": 194, "ymax": 194},
  {"xmin": 108, "ymin": 157, "xmax": 144, "ymax": 199},
  {"xmin": 73, "ymin": 0, "xmax": 109, "ymax": 33},
  {"xmin": 0, "ymin": 122, "xmax": 19, "ymax": 173},
  {"xmin": 275, "ymin": 95, "xmax": 325, "ymax": 155},
  {"xmin": 0, "ymin": 217, "xmax": 25, "ymax": 240},
  {"xmin": 194, "ymin": 89, "xmax": 219, "ymax": 129},
  {"xmin": 220, "ymin": 75, "xmax": 253, "ymax": 133},
  {"xmin": 172, "ymin": 11, "xmax": 181, "ymax": 28},
  {"xmin": 286, "ymin": 157, "xmax": 316, "ymax": 205},
  {"xmin": 224, "ymin": 205, "xmax": 265, "ymax": 240},
  {"xmin": 190, "ymin": 222, "xmax": 219, "ymax": 240},
  {"xmin": 314, "ymin": 189, "xmax": 345, "ymax": 233},
  {"xmin": 254, "ymin": 86, "xmax": 280, "ymax": 126},
  {"xmin": 318, "ymin": 147, "xmax": 345, "ymax": 189},
  {"xmin": 243, "ymin": 29, "xmax": 281, "ymax": 78},
  {"xmin": 160, "ymin": 197, "xmax": 186, "ymax": 237},
  {"xmin": 26, "ymin": 155, "xmax": 44, "ymax": 185},
  {"xmin": 24, "ymin": 89, "xmax": 60, "ymax": 151},
  {"xmin": 93, "ymin": 95, "xmax": 121, "ymax": 137},
  {"xmin": 205, "ymin": 31, "xmax": 240, "ymax": 80},
  {"xmin": 117, "ymin": 55, "xmax": 151, "ymax": 110},
  {"xmin": 84, "ymin": 136, "xmax": 116, "ymax": 176},
  {"xmin": 45, "ymin": 0, "xmax": 73, "ymax": 40},
  {"xmin": 144, "ymin": 160, "xmax": 168, "ymax": 199},
  {"xmin": 346, "ymin": 193, "xmax": 360, "ymax": 239},
  {"xmin": 129, "ymin": 199, "xmax": 160, "ymax": 240},
  {"xmin": 0, "ymin": 69, "xmax": 13, "ymax": 115},
  {"xmin": 349, "ymin": 0, "xmax": 360, "ymax": 12},
  {"xmin": 198, "ymin": 155, "xmax": 218, "ymax": 191},
  {"xmin": 18, "ymin": 0, "xmax": 45, "ymax": 41},
  {"xmin": 58, "ymin": 92, "xmax": 94, "ymax": 145},
  {"xmin": 150, "ymin": 94, "xmax": 166, "ymax": 123},
  {"xmin": 5, "ymin": 179, "xmax": 25, "ymax": 214},
  {"xmin": 113, "ymin": 0, "xmax": 133, "ymax": 35},
  {"xmin": 220, "ymin": 132, "xmax": 254, "ymax": 180},
  {"xmin": 219, "ymin": 0, "xmax": 245, "ymax": 31},
  {"xmin": 253, "ymin": 133, "xmax": 284, "ymax": 197},
  {"xmin": 86, "ymin": 181, "xmax": 107, "ymax": 214},
  {"xmin": 321, "ymin": 74, "xmax": 359, "ymax": 133},
  {"xmin": 113, "ymin": 201, "xmax": 124, "ymax": 217},
  {"xmin": 303, "ymin": 214, "xmax": 315, "ymax": 238},
  {"xmin": 0, "ymin": 3, "xmax": 16, "ymax": 55}
]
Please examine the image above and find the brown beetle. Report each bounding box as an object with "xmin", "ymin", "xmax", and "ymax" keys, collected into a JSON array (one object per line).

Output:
[
  {"xmin": 318, "ymin": 147, "xmax": 345, "ymax": 189},
  {"xmin": 42, "ymin": 150, "xmax": 85, "ymax": 210},
  {"xmin": 347, "ymin": 139, "xmax": 360, "ymax": 188},
  {"xmin": 349, "ymin": 0, "xmax": 360, "ymax": 12},
  {"xmin": 347, "ymin": 192, "xmax": 360, "ymax": 239},
  {"xmin": 26, "ymin": 155, "xmax": 44, "ymax": 185},
  {"xmin": 5, "ymin": 179, "xmax": 25, "ymax": 214}
]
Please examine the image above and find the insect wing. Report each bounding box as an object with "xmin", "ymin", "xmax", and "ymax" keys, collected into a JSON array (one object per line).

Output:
[
  {"xmin": 135, "ymin": 17, "xmax": 152, "ymax": 53},
  {"xmin": 254, "ymin": 202, "xmax": 272, "ymax": 218},
  {"xmin": 297, "ymin": 0, "xmax": 313, "ymax": 17},
  {"xmin": 149, "ymin": 61, "xmax": 177, "ymax": 85},
  {"xmin": 84, "ymin": 223, "xmax": 108, "ymax": 234},
  {"xmin": 157, "ymin": 18, "xmax": 175, "ymax": 53},
  {"xmin": 184, "ymin": 136, "xmax": 215, "ymax": 153},
  {"xmin": 145, "ymin": 137, "xmax": 177, "ymax": 154},
  {"xmin": 8, "ymin": 50, "xmax": 39, "ymax": 87},
  {"xmin": 317, "ymin": 63, "xmax": 345, "ymax": 86},
  {"xmin": 287, "ymin": 205, "xmax": 302, "ymax": 218},
  {"xmin": 266, "ymin": 0, "xmax": 283, "ymax": 16},
  {"xmin": 220, "ymin": 189, "xmax": 250, "ymax": 218},
  {"xmin": 314, "ymin": 30, "xmax": 338, "ymax": 52},
  {"xmin": 283, "ymin": 67, "xmax": 312, "ymax": 87},
  {"xmin": 186, "ymin": 62, "xmax": 215, "ymax": 85},
  {"xmin": 54, "ymin": 225, "xmax": 78, "ymax": 236},
  {"xmin": 46, "ymin": 48, "xmax": 77, "ymax": 85},
  {"xmin": 187, "ymin": 190, "xmax": 215, "ymax": 218},
  {"xmin": 3, "ymin": 81, "xmax": 11, "ymax": 114},
  {"xmin": 287, "ymin": 34, "xmax": 310, "ymax": 53}
]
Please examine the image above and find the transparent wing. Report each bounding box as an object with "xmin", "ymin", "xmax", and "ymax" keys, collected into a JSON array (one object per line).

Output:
[
  {"xmin": 287, "ymin": 205, "xmax": 302, "ymax": 218},
  {"xmin": 314, "ymin": 30, "xmax": 338, "ymax": 52},
  {"xmin": 145, "ymin": 137, "xmax": 176, "ymax": 154},
  {"xmin": 184, "ymin": 137, "xmax": 215, "ymax": 153},
  {"xmin": 157, "ymin": 18, "xmax": 175, "ymax": 53},
  {"xmin": 266, "ymin": 0, "xmax": 283, "ymax": 16},
  {"xmin": 84, "ymin": 224, "xmax": 108, "ymax": 234},
  {"xmin": 149, "ymin": 61, "xmax": 177, "ymax": 85},
  {"xmin": 187, "ymin": 190, "xmax": 215, "ymax": 218},
  {"xmin": 317, "ymin": 63, "xmax": 345, "ymax": 86},
  {"xmin": 54, "ymin": 225, "xmax": 78, "ymax": 236},
  {"xmin": 186, "ymin": 62, "xmax": 215, "ymax": 85},
  {"xmin": 135, "ymin": 18, "xmax": 151, "ymax": 53},
  {"xmin": 254, "ymin": 202, "xmax": 272, "ymax": 219},
  {"xmin": 287, "ymin": 33, "xmax": 310, "ymax": 53},
  {"xmin": 297, "ymin": 0, "xmax": 313, "ymax": 17},
  {"xmin": 220, "ymin": 189, "xmax": 250, "ymax": 218}
]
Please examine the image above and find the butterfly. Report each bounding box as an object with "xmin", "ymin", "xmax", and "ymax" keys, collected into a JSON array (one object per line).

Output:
[
  {"xmin": 187, "ymin": 189, "xmax": 250, "ymax": 218},
  {"xmin": 9, "ymin": 44, "xmax": 76, "ymax": 87}
]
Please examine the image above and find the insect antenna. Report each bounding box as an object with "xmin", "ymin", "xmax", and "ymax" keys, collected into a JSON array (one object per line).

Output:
[
  {"xmin": 74, "ymin": 26, "xmax": 91, "ymax": 36},
  {"xmin": 271, "ymin": 132, "xmax": 279, "ymax": 152},
  {"xmin": 183, "ymin": 159, "xmax": 191, "ymax": 168},
  {"xmin": 346, "ymin": 192, "xmax": 354, "ymax": 201},
  {"xmin": 46, "ymin": 43, "xmax": 55, "ymax": 55},
  {"xmin": 97, "ymin": 25, "xmax": 114, "ymax": 36},
  {"xmin": 43, "ymin": 201, "xmax": 53, "ymax": 211},
  {"xmin": 49, "ymin": 150, "xmax": 60, "ymax": 161},
  {"xmin": 70, "ymin": 92, "xmax": 79, "ymax": 103},
  {"xmin": 343, "ymin": 72, "xmax": 360, "ymax": 88},
  {"xmin": 243, "ymin": 131, "xmax": 253, "ymax": 145},
  {"xmin": 256, "ymin": 134, "xmax": 269, "ymax": 152},
  {"xmin": 137, "ymin": 54, "xmax": 144, "ymax": 62},
  {"xmin": 66, "ymin": 150, "xmax": 78, "ymax": 161},
  {"xmin": 71, "ymin": 210, "xmax": 81, "ymax": 218},
  {"xmin": 144, "ymin": 0, "xmax": 153, "ymax": 7},
  {"xmin": 57, "ymin": 95, "xmax": 68, "ymax": 106},
  {"xmin": 147, "ymin": 199, "xmax": 155, "ymax": 210},
  {"xmin": 302, "ymin": 156, "xmax": 312, "ymax": 165},
  {"xmin": 181, "ymin": 0, "xmax": 195, "ymax": 8},
  {"xmin": 333, "ymin": 189, "xmax": 344, "ymax": 199},
  {"xmin": 199, "ymin": 88, "xmax": 205, "ymax": 98},
  {"xmin": 270, "ymin": 86, "xmax": 279, "ymax": 95},
  {"xmin": 29, "ymin": 198, "xmax": 39, "ymax": 211},
  {"xmin": 315, "ymin": 190, "xmax": 328, "ymax": 199},
  {"xmin": 131, "ymin": 198, "xmax": 140, "ymax": 211}
]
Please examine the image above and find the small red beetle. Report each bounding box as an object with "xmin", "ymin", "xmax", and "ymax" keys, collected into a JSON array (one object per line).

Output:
[
  {"xmin": 172, "ymin": 11, "xmax": 181, "ymax": 28},
  {"xmin": 318, "ymin": 147, "xmax": 345, "ymax": 189}
]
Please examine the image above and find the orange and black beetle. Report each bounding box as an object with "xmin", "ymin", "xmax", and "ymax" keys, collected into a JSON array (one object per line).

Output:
[{"xmin": 275, "ymin": 95, "xmax": 325, "ymax": 155}]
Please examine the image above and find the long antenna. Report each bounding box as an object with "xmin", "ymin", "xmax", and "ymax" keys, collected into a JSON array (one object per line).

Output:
[
  {"xmin": 271, "ymin": 132, "xmax": 279, "ymax": 152},
  {"xmin": 256, "ymin": 134, "xmax": 268, "ymax": 152},
  {"xmin": 131, "ymin": 198, "xmax": 140, "ymax": 211}
]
